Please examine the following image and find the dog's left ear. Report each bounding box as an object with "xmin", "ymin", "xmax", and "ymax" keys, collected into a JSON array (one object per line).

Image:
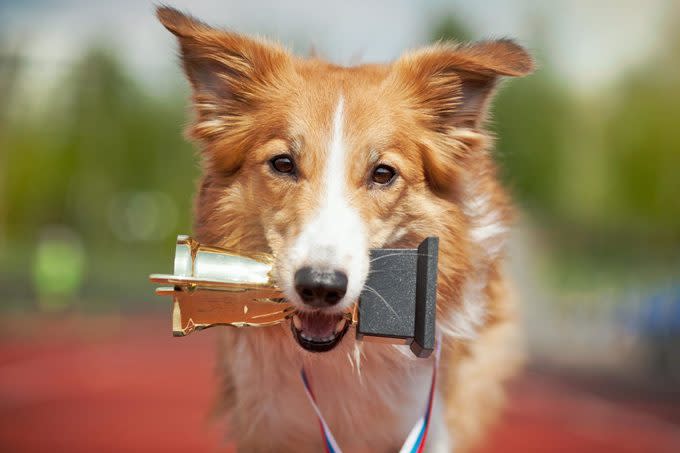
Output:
[
  {"xmin": 390, "ymin": 39, "xmax": 533, "ymax": 195},
  {"xmin": 393, "ymin": 39, "xmax": 533, "ymax": 133},
  {"xmin": 394, "ymin": 39, "xmax": 534, "ymax": 130}
]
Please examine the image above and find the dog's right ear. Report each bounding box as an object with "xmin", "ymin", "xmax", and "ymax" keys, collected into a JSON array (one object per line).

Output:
[{"xmin": 157, "ymin": 6, "xmax": 292, "ymax": 142}]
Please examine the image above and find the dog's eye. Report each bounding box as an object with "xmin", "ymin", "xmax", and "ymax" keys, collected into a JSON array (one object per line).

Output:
[
  {"xmin": 371, "ymin": 164, "xmax": 397, "ymax": 186},
  {"xmin": 269, "ymin": 154, "xmax": 296, "ymax": 175}
]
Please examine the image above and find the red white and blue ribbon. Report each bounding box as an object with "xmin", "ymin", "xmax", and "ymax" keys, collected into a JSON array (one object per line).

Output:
[{"xmin": 300, "ymin": 337, "xmax": 442, "ymax": 453}]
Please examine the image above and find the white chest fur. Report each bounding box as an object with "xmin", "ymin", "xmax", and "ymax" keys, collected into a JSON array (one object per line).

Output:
[{"xmin": 221, "ymin": 326, "xmax": 435, "ymax": 453}]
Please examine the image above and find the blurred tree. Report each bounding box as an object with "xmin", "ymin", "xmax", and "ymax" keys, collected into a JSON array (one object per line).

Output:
[
  {"xmin": 429, "ymin": 12, "xmax": 680, "ymax": 282},
  {"xmin": 2, "ymin": 10, "xmax": 680, "ymax": 307},
  {"xmin": 600, "ymin": 28, "xmax": 680, "ymax": 244},
  {"xmin": 429, "ymin": 15, "xmax": 574, "ymax": 222},
  {"xmin": 1, "ymin": 47, "xmax": 197, "ymax": 304},
  {"xmin": 429, "ymin": 15, "xmax": 472, "ymax": 42},
  {"xmin": 494, "ymin": 70, "xmax": 572, "ymax": 219},
  {"xmin": 0, "ymin": 39, "xmax": 23, "ymax": 247},
  {"xmin": 3, "ymin": 48, "xmax": 196, "ymax": 240}
]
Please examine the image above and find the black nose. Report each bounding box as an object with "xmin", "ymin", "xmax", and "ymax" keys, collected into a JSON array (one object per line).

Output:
[{"xmin": 294, "ymin": 267, "xmax": 348, "ymax": 308}]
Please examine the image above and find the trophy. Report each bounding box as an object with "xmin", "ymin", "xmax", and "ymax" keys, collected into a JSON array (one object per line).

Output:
[{"xmin": 150, "ymin": 235, "xmax": 438, "ymax": 357}]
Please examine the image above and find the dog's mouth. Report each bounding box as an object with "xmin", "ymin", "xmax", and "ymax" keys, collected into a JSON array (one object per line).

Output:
[{"xmin": 290, "ymin": 311, "xmax": 350, "ymax": 352}]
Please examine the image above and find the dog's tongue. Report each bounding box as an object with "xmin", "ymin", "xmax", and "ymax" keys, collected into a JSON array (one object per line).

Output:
[{"xmin": 298, "ymin": 312, "xmax": 342, "ymax": 338}]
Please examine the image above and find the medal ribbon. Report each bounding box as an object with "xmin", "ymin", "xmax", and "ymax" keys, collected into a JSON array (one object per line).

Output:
[{"xmin": 300, "ymin": 337, "xmax": 442, "ymax": 453}]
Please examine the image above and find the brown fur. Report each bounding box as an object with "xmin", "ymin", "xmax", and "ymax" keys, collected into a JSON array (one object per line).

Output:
[{"xmin": 158, "ymin": 6, "xmax": 533, "ymax": 452}]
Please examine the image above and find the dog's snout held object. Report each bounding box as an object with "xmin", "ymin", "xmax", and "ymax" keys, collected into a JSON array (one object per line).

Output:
[{"xmin": 150, "ymin": 234, "xmax": 439, "ymax": 358}]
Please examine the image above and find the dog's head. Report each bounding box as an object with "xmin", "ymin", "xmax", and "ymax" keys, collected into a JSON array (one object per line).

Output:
[{"xmin": 158, "ymin": 7, "xmax": 533, "ymax": 353}]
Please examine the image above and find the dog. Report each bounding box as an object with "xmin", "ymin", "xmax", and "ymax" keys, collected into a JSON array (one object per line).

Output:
[{"xmin": 158, "ymin": 6, "xmax": 533, "ymax": 452}]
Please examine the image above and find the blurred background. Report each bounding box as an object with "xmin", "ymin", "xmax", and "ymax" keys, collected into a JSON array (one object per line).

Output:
[{"xmin": 1, "ymin": 0, "xmax": 679, "ymax": 452}]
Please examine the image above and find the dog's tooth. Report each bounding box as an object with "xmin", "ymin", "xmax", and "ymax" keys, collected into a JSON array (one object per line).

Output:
[
  {"xmin": 335, "ymin": 319, "xmax": 347, "ymax": 333},
  {"xmin": 293, "ymin": 315, "xmax": 302, "ymax": 330}
]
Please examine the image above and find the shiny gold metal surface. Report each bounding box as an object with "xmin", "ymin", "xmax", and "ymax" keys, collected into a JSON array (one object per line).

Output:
[
  {"xmin": 150, "ymin": 235, "xmax": 355, "ymax": 336},
  {"xmin": 170, "ymin": 291, "xmax": 295, "ymax": 336}
]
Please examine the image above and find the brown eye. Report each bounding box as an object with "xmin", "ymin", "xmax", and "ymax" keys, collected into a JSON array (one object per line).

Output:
[
  {"xmin": 269, "ymin": 154, "xmax": 296, "ymax": 175},
  {"xmin": 371, "ymin": 164, "xmax": 397, "ymax": 185}
]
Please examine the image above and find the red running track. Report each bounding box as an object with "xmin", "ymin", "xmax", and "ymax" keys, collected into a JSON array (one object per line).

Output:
[{"xmin": 0, "ymin": 315, "xmax": 679, "ymax": 453}]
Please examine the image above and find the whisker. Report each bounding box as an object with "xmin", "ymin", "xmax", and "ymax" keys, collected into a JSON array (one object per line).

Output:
[
  {"xmin": 353, "ymin": 344, "xmax": 363, "ymax": 380},
  {"xmin": 365, "ymin": 269, "xmax": 387, "ymax": 276},
  {"xmin": 369, "ymin": 252, "xmax": 433, "ymax": 263},
  {"xmin": 347, "ymin": 352, "xmax": 355, "ymax": 373},
  {"xmin": 363, "ymin": 284, "xmax": 400, "ymax": 319}
]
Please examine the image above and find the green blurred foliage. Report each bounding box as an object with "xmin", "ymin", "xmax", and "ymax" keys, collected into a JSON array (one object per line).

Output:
[
  {"xmin": 33, "ymin": 229, "xmax": 85, "ymax": 310},
  {"xmin": 3, "ymin": 48, "xmax": 196, "ymax": 242},
  {"xmin": 1, "ymin": 14, "xmax": 679, "ymax": 309},
  {"xmin": 0, "ymin": 46, "xmax": 197, "ymax": 309},
  {"xmin": 429, "ymin": 15, "xmax": 471, "ymax": 42},
  {"xmin": 433, "ymin": 15, "xmax": 680, "ymax": 284}
]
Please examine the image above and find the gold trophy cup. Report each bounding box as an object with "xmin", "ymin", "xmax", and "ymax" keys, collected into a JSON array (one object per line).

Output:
[{"xmin": 150, "ymin": 234, "xmax": 438, "ymax": 357}]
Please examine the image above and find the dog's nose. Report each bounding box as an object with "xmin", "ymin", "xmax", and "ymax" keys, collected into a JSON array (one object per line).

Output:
[{"xmin": 294, "ymin": 267, "xmax": 348, "ymax": 308}]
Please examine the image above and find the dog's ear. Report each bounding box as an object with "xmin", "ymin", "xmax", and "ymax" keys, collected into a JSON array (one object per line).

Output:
[
  {"xmin": 157, "ymin": 6, "xmax": 292, "ymax": 143},
  {"xmin": 390, "ymin": 39, "xmax": 533, "ymax": 196},
  {"xmin": 392, "ymin": 39, "xmax": 533, "ymax": 133}
]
